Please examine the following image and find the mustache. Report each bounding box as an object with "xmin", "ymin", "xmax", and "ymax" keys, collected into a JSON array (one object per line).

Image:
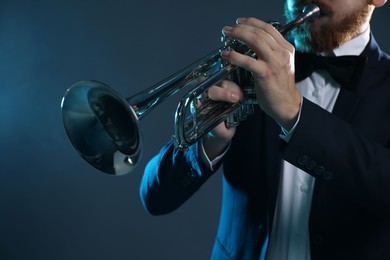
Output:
[
  {"xmin": 284, "ymin": 1, "xmax": 330, "ymax": 23},
  {"xmin": 287, "ymin": 1, "xmax": 332, "ymax": 17}
]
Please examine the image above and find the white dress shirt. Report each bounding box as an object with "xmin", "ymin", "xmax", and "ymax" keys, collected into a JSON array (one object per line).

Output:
[
  {"xmin": 200, "ymin": 26, "xmax": 370, "ymax": 260},
  {"xmin": 266, "ymin": 27, "xmax": 370, "ymax": 260}
]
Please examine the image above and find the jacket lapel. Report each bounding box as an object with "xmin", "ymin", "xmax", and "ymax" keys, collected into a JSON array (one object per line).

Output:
[{"xmin": 332, "ymin": 34, "xmax": 382, "ymax": 121}]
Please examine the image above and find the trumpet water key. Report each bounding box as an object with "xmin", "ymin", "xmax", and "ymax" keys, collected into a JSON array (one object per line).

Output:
[{"xmin": 61, "ymin": 4, "xmax": 320, "ymax": 175}]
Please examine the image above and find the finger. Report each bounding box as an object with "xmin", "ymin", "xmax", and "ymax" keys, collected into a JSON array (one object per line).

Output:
[
  {"xmin": 221, "ymin": 49, "xmax": 268, "ymax": 76},
  {"xmin": 207, "ymin": 80, "xmax": 243, "ymax": 103},
  {"xmin": 236, "ymin": 17, "xmax": 294, "ymax": 51},
  {"xmin": 223, "ymin": 24, "xmax": 281, "ymax": 63},
  {"xmin": 223, "ymin": 20, "xmax": 295, "ymax": 64}
]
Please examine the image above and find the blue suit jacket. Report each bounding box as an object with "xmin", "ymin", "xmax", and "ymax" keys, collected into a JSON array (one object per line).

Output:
[{"xmin": 140, "ymin": 35, "xmax": 390, "ymax": 259}]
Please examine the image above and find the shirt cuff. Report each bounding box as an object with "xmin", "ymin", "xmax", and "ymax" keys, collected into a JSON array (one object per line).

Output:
[
  {"xmin": 199, "ymin": 139, "xmax": 230, "ymax": 171},
  {"xmin": 279, "ymin": 97, "xmax": 303, "ymax": 142}
]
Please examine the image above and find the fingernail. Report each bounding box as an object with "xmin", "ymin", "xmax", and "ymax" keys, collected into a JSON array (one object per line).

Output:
[
  {"xmin": 231, "ymin": 92, "xmax": 239, "ymax": 102},
  {"xmin": 236, "ymin": 18, "xmax": 244, "ymax": 24},
  {"xmin": 223, "ymin": 26, "xmax": 233, "ymax": 34},
  {"xmin": 221, "ymin": 50, "xmax": 230, "ymax": 57}
]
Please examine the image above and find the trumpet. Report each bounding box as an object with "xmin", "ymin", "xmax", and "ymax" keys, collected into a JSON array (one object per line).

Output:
[{"xmin": 61, "ymin": 4, "xmax": 320, "ymax": 176}]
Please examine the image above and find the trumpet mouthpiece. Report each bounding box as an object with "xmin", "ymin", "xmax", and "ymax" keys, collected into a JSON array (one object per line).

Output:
[{"xmin": 301, "ymin": 3, "xmax": 320, "ymax": 21}]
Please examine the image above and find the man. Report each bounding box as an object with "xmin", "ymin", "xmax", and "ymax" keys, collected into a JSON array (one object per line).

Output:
[{"xmin": 140, "ymin": 0, "xmax": 390, "ymax": 259}]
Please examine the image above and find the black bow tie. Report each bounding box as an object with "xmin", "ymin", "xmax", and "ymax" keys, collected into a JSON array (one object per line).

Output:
[{"xmin": 295, "ymin": 51, "xmax": 367, "ymax": 91}]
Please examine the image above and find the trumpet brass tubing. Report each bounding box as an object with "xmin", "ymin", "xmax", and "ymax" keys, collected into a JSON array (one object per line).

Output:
[
  {"xmin": 61, "ymin": 3, "xmax": 319, "ymax": 175},
  {"xmin": 173, "ymin": 3, "xmax": 320, "ymax": 151}
]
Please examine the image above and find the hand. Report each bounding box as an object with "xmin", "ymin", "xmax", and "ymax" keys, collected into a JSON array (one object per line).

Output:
[
  {"xmin": 202, "ymin": 80, "xmax": 244, "ymax": 160},
  {"xmin": 221, "ymin": 18, "xmax": 302, "ymax": 131}
]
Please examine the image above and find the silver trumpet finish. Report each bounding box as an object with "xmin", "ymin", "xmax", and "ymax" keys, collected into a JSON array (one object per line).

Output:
[
  {"xmin": 173, "ymin": 3, "xmax": 320, "ymax": 150},
  {"xmin": 61, "ymin": 4, "xmax": 320, "ymax": 175}
]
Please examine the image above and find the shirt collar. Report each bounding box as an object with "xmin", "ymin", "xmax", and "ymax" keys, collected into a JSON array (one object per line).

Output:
[{"xmin": 331, "ymin": 26, "xmax": 371, "ymax": 57}]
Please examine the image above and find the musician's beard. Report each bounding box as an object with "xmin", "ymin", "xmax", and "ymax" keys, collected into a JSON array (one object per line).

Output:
[{"xmin": 285, "ymin": 2, "xmax": 371, "ymax": 53}]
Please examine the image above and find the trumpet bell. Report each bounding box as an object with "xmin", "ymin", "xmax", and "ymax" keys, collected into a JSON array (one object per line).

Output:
[
  {"xmin": 61, "ymin": 80, "xmax": 142, "ymax": 175},
  {"xmin": 60, "ymin": 4, "xmax": 320, "ymax": 176}
]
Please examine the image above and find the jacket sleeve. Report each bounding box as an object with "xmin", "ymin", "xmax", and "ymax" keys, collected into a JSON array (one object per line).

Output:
[
  {"xmin": 139, "ymin": 140, "xmax": 218, "ymax": 215},
  {"xmin": 280, "ymin": 98, "xmax": 390, "ymax": 218}
]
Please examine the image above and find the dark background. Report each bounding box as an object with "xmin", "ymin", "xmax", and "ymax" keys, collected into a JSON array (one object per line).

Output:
[{"xmin": 0, "ymin": 1, "xmax": 388, "ymax": 259}]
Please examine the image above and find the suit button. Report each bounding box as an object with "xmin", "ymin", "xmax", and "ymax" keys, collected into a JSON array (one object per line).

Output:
[
  {"xmin": 314, "ymin": 166, "xmax": 325, "ymax": 176},
  {"xmin": 323, "ymin": 171, "xmax": 334, "ymax": 181},
  {"xmin": 298, "ymin": 155, "xmax": 309, "ymax": 166},
  {"xmin": 306, "ymin": 159, "xmax": 317, "ymax": 170}
]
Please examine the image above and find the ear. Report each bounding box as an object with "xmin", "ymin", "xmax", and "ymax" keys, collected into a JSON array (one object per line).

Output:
[{"xmin": 370, "ymin": 0, "xmax": 387, "ymax": 8}]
